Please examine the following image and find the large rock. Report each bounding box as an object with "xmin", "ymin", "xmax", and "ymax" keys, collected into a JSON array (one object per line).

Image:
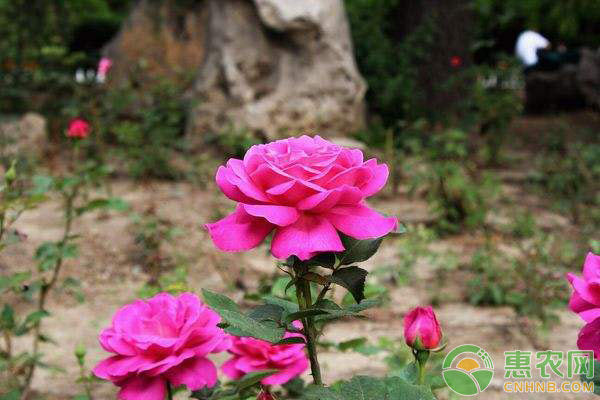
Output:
[
  {"xmin": 0, "ymin": 112, "xmax": 47, "ymax": 160},
  {"xmin": 524, "ymin": 66, "xmax": 585, "ymax": 113},
  {"xmin": 105, "ymin": 0, "xmax": 366, "ymax": 141},
  {"xmin": 577, "ymin": 47, "xmax": 600, "ymax": 109}
]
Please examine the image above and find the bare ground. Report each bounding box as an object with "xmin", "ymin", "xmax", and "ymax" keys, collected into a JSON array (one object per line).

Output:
[{"xmin": 2, "ymin": 113, "xmax": 599, "ymax": 399}]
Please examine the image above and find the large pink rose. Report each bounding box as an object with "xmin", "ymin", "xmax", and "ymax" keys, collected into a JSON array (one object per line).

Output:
[
  {"xmin": 206, "ymin": 135, "xmax": 397, "ymax": 260},
  {"xmin": 567, "ymin": 253, "xmax": 600, "ymax": 322},
  {"xmin": 222, "ymin": 328, "xmax": 309, "ymax": 385},
  {"xmin": 93, "ymin": 292, "xmax": 231, "ymax": 400}
]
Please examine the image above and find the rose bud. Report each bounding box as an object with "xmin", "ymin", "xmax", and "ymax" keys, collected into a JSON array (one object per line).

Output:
[{"xmin": 403, "ymin": 306, "xmax": 443, "ymax": 350}]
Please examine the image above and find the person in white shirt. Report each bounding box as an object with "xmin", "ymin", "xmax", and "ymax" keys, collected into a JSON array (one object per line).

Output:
[{"xmin": 515, "ymin": 30, "xmax": 550, "ymax": 67}]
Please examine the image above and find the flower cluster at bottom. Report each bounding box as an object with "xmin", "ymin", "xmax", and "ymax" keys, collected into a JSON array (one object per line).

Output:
[
  {"xmin": 93, "ymin": 292, "xmax": 308, "ymax": 400},
  {"xmin": 567, "ymin": 253, "xmax": 600, "ymax": 359}
]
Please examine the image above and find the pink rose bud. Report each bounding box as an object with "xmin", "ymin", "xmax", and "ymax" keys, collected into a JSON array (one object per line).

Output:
[
  {"xmin": 205, "ymin": 135, "xmax": 397, "ymax": 261},
  {"xmin": 403, "ymin": 306, "xmax": 443, "ymax": 350},
  {"xmin": 67, "ymin": 118, "xmax": 90, "ymax": 139},
  {"xmin": 257, "ymin": 390, "xmax": 277, "ymax": 400}
]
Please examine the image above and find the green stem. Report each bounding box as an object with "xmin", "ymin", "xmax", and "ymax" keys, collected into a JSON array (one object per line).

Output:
[
  {"xmin": 167, "ymin": 381, "xmax": 173, "ymax": 400},
  {"xmin": 22, "ymin": 190, "xmax": 77, "ymax": 397},
  {"xmin": 295, "ymin": 273, "xmax": 323, "ymax": 386},
  {"xmin": 415, "ymin": 349, "xmax": 430, "ymax": 385},
  {"xmin": 417, "ymin": 362, "xmax": 426, "ymax": 385}
]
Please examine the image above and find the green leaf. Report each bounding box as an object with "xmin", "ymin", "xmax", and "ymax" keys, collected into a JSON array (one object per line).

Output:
[
  {"xmin": 295, "ymin": 234, "xmax": 385, "ymax": 269},
  {"xmin": 14, "ymin": 310, "xmax": 49, "ymax": 335},
  {"xmin": 262, "ymin": 295, "xmax": 299, "ymax": 314},
  {"xmin": 235, "ymin": 370, "xmax": 279, "ymax": 390},
  {"xmin": 305, "ymin": 376, "xmax": 435, "ymax": 400},
  {"xmin": 304, "ymin": 385, "xmax": 343, "ymax": 400},
  {"xmin": 247, "ymin": 304, "xmax": 284, "ymax": 324},
  {"xmin": 275, "ymin": 337, "xmax": 306, "ymax": 345},
  {"xmin": 581, "ymin": 360, "xmax": 600, "ymax": 395},
  {"xmin": 337, "ymin": 337, "xmax": 368, "ymax": 352},
  {"xmin": 202, "ymin": 290, "xmax": 284, "ymax": 343},
  {"xmin": 0, "ymin": 389, "xmax": 21, "ymax": 400},
  {"xmin": 0, "ymin": 304, "xmax": 15, "ymax": 330},
  {"xmin": 283, "ymin": 309, "xmax": 330, "ymax": 325},
  {"xmin": 202, "ymin": 289, "xmax": 241, "ymax": 314},
  {"xmin": 0, "ymin": 272, "xmax": 31, "ymax": 293},
  {"xmin": 328, "ymin": 266, "xmax": 368, "ymax": 303},
  {"xmin": 338, "ymin": 235, "xmax": 383, "ymax": 266},
  {"xmin": 31, "ymin": 175, "xmax": 54, "ymax": 195},
  {"xmin": 75, "ymin": 197, "xmax": 129, "ymax": 216},
  {"xmin": 345, "ymin": 298, "xmax": 381, "ymax": 314},
  {"xmin": 384, "ymin": 376, "xmax": 436, "ymax": 399}
]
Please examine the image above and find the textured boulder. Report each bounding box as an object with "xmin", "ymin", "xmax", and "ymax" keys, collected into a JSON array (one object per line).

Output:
[
  {"xmin": 524, "ymin": 66, "xmax": 585, "ymax": 113},
  {"xmin": 0, "ymin": 112, "xmax": 47, "ymax": 160},
  {"xmin": 105, "ymin": 0, "xmax": 366, "ymax": 140},
  {"xmin": 577, "ymin": 47, "xmax": 600, "ymax": 109}
]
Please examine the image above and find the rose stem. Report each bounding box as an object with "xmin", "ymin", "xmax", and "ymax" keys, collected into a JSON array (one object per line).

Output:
[
  {"xmin": 167, "ymin": 381, "xmax": 173, "ymax": 400},
  {"xmin": 295, "ymin": 271, "xmax": 323, "ymax": 385}
]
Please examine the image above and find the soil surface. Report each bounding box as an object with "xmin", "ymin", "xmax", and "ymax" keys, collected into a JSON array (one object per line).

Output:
[{"xmin": 2, "ymin": 113, "xmax": 599, "ymax": 400}]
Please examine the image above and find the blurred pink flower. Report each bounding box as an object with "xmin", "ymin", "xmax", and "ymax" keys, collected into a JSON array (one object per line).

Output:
[
  {"xmin": 67, "ymin": 118, "xmax": 90, "ymax": 139},
  {"xmin": 403, "ymin": 306, "xmax": 443, "ymax": 350},
  {"xmin": 205, "ymin": 135, "xmax": 397, "ymax": 260},
  {"xmin": 97, "ymin": 57, "xmax": 113, "ymax": 82},
  {"xmin": 93, "ymin": 292, "xmax": 231, "ymax": 400},
  {"xmin": 577, "ymin": 317, "xmax": 600, "ymax": 360},
  {"xmin": 567, "ymin": 253, "xmax": 600, "ymax": 322},
  {"xmin": 222, "ymin": 326, "xmax": 308, "ymax": 385}
]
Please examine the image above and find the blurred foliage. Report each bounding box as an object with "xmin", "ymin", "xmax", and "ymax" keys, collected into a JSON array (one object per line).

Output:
[
  {"xmin": 472, "ymin": 0, "xmax": 600, "ymax": 60},
  {"xmin": 0, "ymin": 0, "xmax": 130, "ymax": 113},
  {"xmin": 534, "ymin": 136, "xmax": 600, "ymax": 227},
  {"xmin": 410, "ymin": 129, "xmax": 498, "ymax": 234},
  {"xmin": 104, "ymin": 80, "xmax": 190, "ymax": 179},
  {"xmin": 345, "ymin": 0, "xmax": 434, "ymax": 127},
  {"xmin": 466, "ymin": 228, "xmax": 578, "ymax": 331}
]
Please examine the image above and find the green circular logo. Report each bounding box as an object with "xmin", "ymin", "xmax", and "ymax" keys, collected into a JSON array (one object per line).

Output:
[{"xmin": 442, "ymin": 344, "xmax": 494, "ymax": 396}]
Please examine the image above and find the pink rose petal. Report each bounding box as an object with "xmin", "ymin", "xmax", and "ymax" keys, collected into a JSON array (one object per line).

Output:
[
  {"xmin": 271, "ymin": 214, "xmax": 344, "ymax": 260},
  {"xmin": 205, "ymin": 205, "xmax": 274, "ymax": 252}
]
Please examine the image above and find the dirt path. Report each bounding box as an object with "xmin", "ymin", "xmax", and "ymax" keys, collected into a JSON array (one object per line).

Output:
[{"xmin": 1, "ymin": 167, "xmax": 594, "ymax": 399}]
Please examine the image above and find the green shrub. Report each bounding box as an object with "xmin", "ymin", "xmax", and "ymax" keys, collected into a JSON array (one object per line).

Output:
[
  {"xmin": 102, "ymin": 80, "xmax": 189, "ymax": 179},
  {"xmin": 466, "ymin": 231, "xmax": 576, "ymax": 330},
  {"xmin": 534, "ymin": 137, "xmax": 600, "ymax": 226},
  {"xmin": 411, "ymin": 129, "xmax": 498, "ymax": 233},
  {"xmin": 345, "ymin": 0, "xmax": 434, "ymax": 127}
]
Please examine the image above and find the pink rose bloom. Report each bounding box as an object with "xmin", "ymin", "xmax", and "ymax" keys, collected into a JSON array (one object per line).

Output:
[
  {"xmin": 577, "ymin": 317, "xmax": 600, "ymax": 360},
  {"xmin": 93, "ymin": 293, "xmax": 231, "ymax": 400},
  {"xmin": 67, "ymin": 118, "xmax": 90, "ymax": 139},
  {"xmin": 404, "ymin": 306, "xmax": 443, "ymax": 350},
  {"xmin": 97, "ymin": 57, "xmax": 113, "ymax": 82},
  {"xmin": 205, "ymin": 135, "xmax": 397, "ymax": 260},
  {"xmin": 222, "ymin": 327, "xmax": 309, "ymax": 385},
  {"xmin": 567, "ymin": 253, "xmax": 600, "ymax": 322}
]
